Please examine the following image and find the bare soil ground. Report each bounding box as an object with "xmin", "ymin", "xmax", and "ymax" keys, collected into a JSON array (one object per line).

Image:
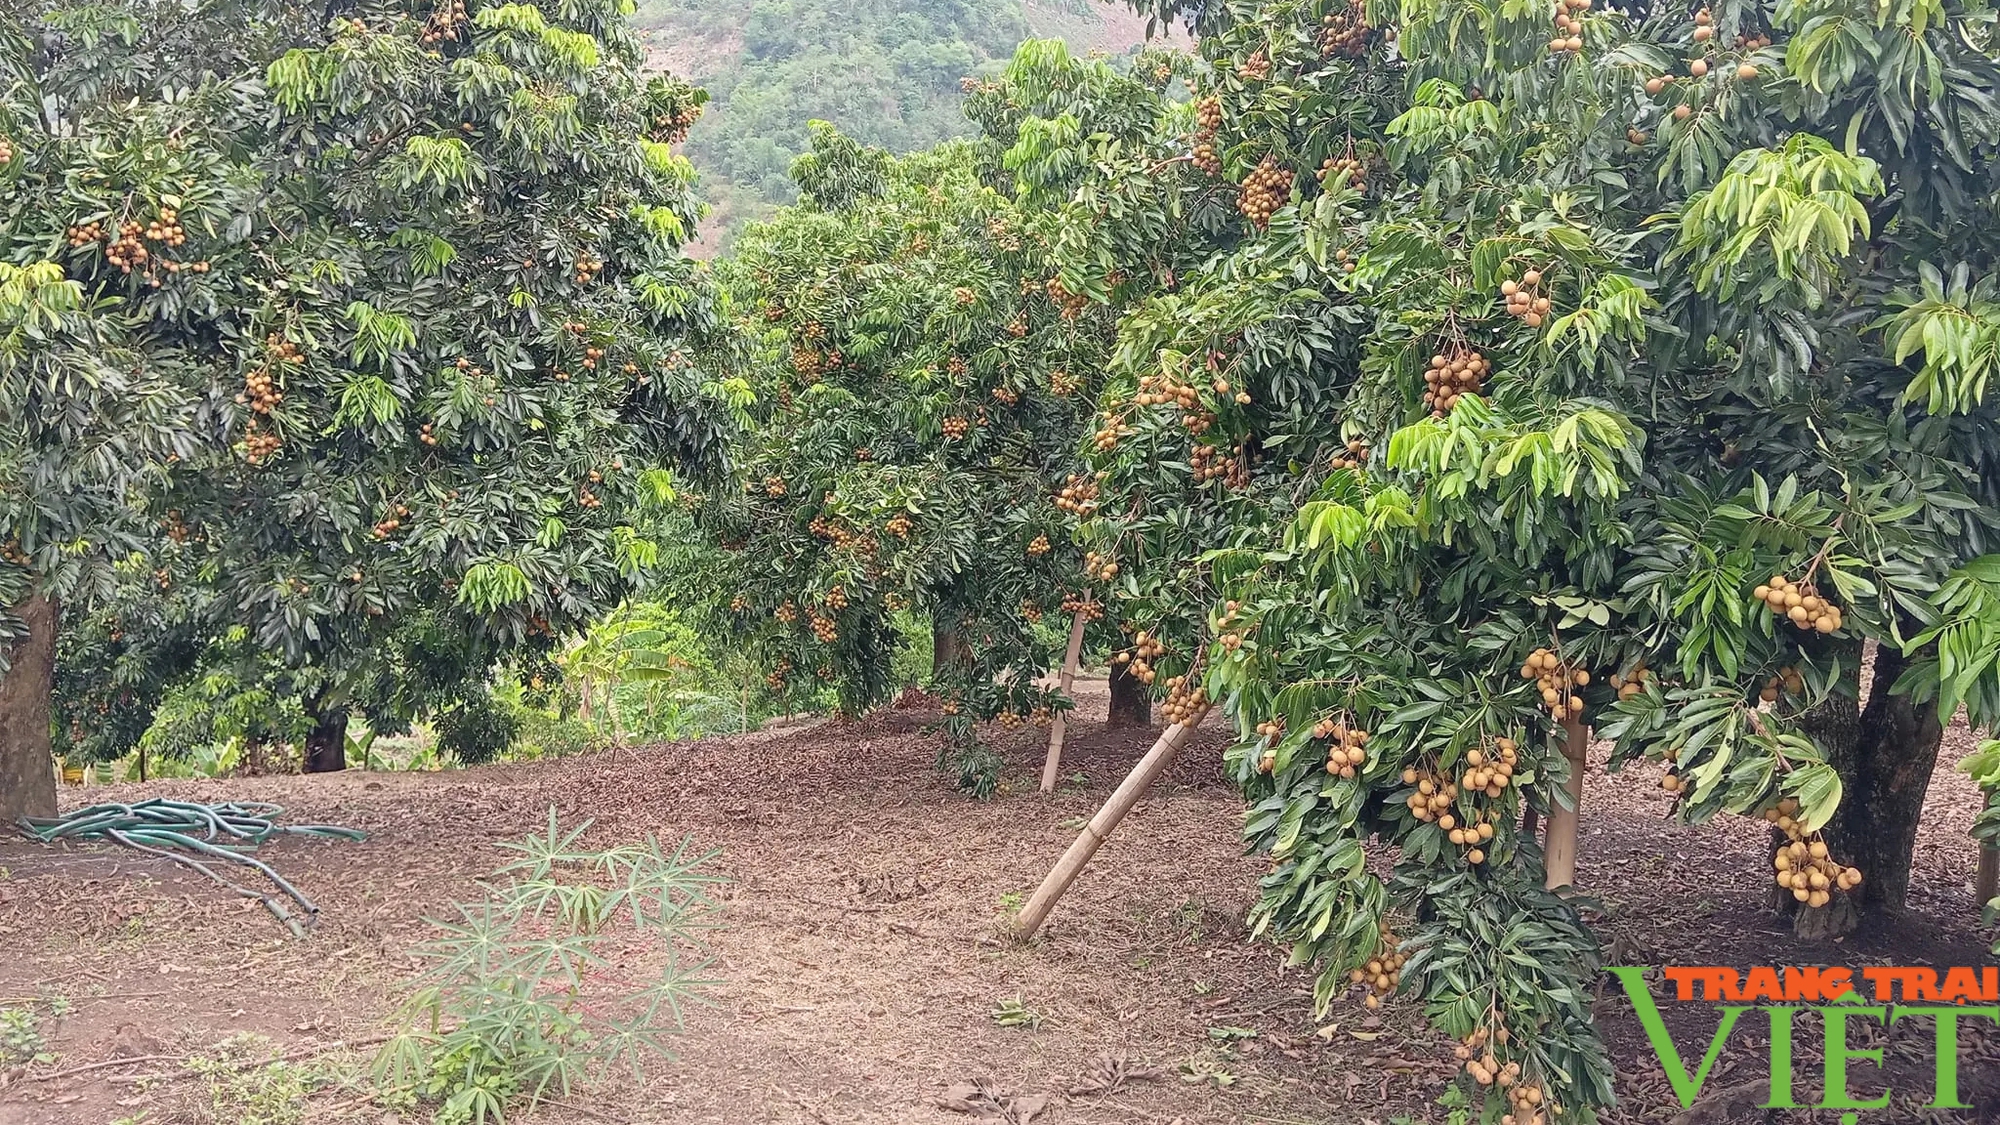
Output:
[{"xmin": 0, "ymin": 684, "xmax": 1994, "ymax": 1125}]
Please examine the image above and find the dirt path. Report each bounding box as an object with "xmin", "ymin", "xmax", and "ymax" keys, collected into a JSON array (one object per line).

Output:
[{"xmin": 1, "ymin": 688, "xmax": 1995, "ymax": 1124}]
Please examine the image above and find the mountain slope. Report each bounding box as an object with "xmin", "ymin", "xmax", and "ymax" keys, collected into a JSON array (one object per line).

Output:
[{"xmin": 634, "ymin": 0, "xmax": 1164, "ymax": 251}]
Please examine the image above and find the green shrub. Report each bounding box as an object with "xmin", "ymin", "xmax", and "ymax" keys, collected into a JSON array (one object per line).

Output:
[{"xmin": 434, "ymin": 694, "xmax": 521, "ymax": 766}]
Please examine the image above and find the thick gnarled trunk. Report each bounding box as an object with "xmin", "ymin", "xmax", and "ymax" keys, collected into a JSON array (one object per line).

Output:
[
  {"xmin": 1847, "ymin": 646, "xmax": 1946, "ymax": 914},
  {"xmin": 1782, "ymin": 645, "xmax": 1944, "ymax": 939},
  {"xmin": 303, "ymin": 704, "xmax": 348, "ymax": 774},
  {"xmin": 0, "ymin": 594, "xmax": 58, "ymax": 822},
  {"xmin": 1107, "ymin": 660, "xmax": 1152, "ymax": 729}
]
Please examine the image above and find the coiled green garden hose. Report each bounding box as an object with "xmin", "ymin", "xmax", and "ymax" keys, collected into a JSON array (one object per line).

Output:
[{"xmin": 18, "ymin": 798, "xmax": 365, "ymax": 937}]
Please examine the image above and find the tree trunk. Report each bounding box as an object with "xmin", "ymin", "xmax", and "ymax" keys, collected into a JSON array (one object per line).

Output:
[
  {"xmin": 1778, "ymin": 642, "xmax": 1945, "ymax": 937},
  {"xmin": 931, "ymin": 623, "xmax": 963, "ymax": 676},
  {"xmin": 302, "ymin": 705, "xmax": 348, "ymax": 774},
  {"xmin": 1977, "ymin": 846, "xmax": 1998, "ymax": 907},
  {"xmin": 1543, "ymin": 715, "xmax": 1587, "ymax": 891},
  {"xmin": 0, "ymin": 593, "xmax": 59, "ymax": 822},
  {"xmin": 1107, "ymin": 661, "xmax": 1152, "ymax": 729},
  {"xmin": 1845, "ymin": 646, "xmax": 1945, "ymax": 915}
]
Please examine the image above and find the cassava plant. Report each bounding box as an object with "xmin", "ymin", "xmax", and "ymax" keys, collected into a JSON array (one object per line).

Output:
[{"xmin": 375, "ymin": 812, "xmax": 721, "ymax": 1124}]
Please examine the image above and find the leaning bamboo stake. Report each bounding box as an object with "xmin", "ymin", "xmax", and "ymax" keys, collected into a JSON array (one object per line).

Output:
[
  {"xmin": 1016, "ymin": 709, "xmax": 1207, "ymax": 938},
  {"xmin": 1543, "ymin": 713, "xmax": 1588, "ymax": 890},
  {"xmin": 1040, "ymin": 611, "xmax": 1090, "ymax": 793},
  {"xmin": 1977, "ymin": 844, "xmax": 1998, "ymax": 906}
]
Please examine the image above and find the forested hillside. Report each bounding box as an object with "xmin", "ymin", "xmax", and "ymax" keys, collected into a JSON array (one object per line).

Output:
[{"xmin": 632, "ymin": 0, "xmax": 1158, "ymax": 249}]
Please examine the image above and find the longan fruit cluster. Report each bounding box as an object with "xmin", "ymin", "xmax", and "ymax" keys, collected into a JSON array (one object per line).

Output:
[
  {"xmin": 942, "ymin": 415, "xmax": 972, "ymax": 439},
  {"xmin": 1423, "ymin": 348, "xmax": 1487, "ymax": 417},
  {"xmin": 991, "ymin": 385, "xmax": 1019, "ymax": 405},
  {"xmin": 241, "ymin": 366, "xmax": 284, "ymax": 415},
  {"xmin": 952, "ymin": 286, "xmax": 976, "ymax": 307},
  {"xmin": 1162, "ymin": 674, "xmax": 1209, "ymax": 725},
  {"xmin": 1767, "ymin": 799, "xmax": 1862, "ymax": 905},
  {"xmin": 1005, "ymin": 316, "xmax": 1028, "ymax": 338},
  {"xmin": 808, "ymin": 515, "xmax": 867, "ymax": 551},
  {"xmin": 1501, "ymin": 269, "xmax": 1551, "ymax": 326},
  {"xmin": 103, "ymin": 222, "xmax": 153, "ymax": 272},
  {"xmin": 649, "ymin": 103, "xmax": 703, "ymax": 145},
  {"xmin": 765, "ymin": 657, "xmax": 793, "ymax": 690},
  {"xmin": 65, "ymin": 221, "xmax": 106, "ymax": 247},
  {"xmin": 823, "ymin": 585, "xmax": 848, "ymax": 610},
  {"xmin": 1045, "ymin": 276, "xmax": 1090, "ymax": 318},
  {"xmin": 0, "ymin": 134, "xmax": 12, "ymax": 165},
  {"xmin": 1113, "ymin": 628, "xmax": 1167, "ymax": 684},
  {"xmin": 1400, "ymin": 767, "xmax": 1459, "ymax": 822},
  {"xmin": 885, "ymin": 513, "xmax": 913, "ymax": 538},
  {"xmin": 1136, "ymin": 371, "xmax": 1199, "ymax": 410},
  {"xmin": 572, "ymin": 253, "xmax": 602, "ymax": 286},
  {"xmin": 1190, "ymin": 442, "xmax": 1249, "ymax": 486},
  {"xmin": 577, "ymin": 485, "xmax": 602, "ymax": 509},
  {"xmin": 764, "ymin": 475, "xmax": 787, "ymax": 497},
  {"xmin": 1091, "ymin": 412, "xmax": 1131, "ymax": 451},
  {"xmin": 1447, "ymin": 808, "xmax": 1499, "ymax": 863},
  {"xmin": 419, "ymin": 421, "xmax": 439, "ymax": 446},
  {"xmin": 1608, "ymin": 660, "xmax": 1651, "ymax": 701},
  {"xmin": 1020, "ymin": 599, "xmax": 1043, "ymax": 624},
  {"xmin": 1331, "ymin": 437, "xmax": 1369, "ymax": 470},
  {"xmin": 1754, "ymin": 575, "xmax": 1843, "ymax": 633},
  {"xmin": 774, "ymin": 601, "xmax": 799, "ymax": 623},
  {"xmin": 1547, "ymin": 0, "xmax": 1588, "ymax": 52},
  {"xmin": 580, "ymin": 345, "xmax": 606, "ymax": 370},
  {"xmin": 0, "ymin": 539, "xmax": 28, "ymax": 565},
  {"xmin": 1317, "ymin": 154, "xmax": 1366, "ymax": 191},
  {"xmin": 1760, "ymin": 665, "xmax": 1804, "ymax": 703},
  {"xmin": 1191, "ymin": 96, "xmax": 1223, "ymax": 175},
  {"xmin": 1316, "ymin": 720, "xmax": 1370, "ymax": 778},
  {"xmin": 1347, "ymin": 925, "xmax": 1404, "ymax": 1008},
  {"xmin": 1212, "ymin": 373, "xmax": 1253, "ymax": 406},
  {"xmin": 1319, "ymin": 1, "xmax": 1372, "ymax": 57},
  {"xmin": 1060, "ymin": 593, "xmax": 1106, "ymax": 621},
  {"xmin": 808, "ymin": 609, "xmax": 838, "ymax": 643},
  {"xmin": 1054, "ymin": 473, "xmax": 1101, "ymax": 516},
  {"xmin": 420, "ymin": 0, "xmax": 468, "ymax": 44},
  {"xmin": 1521, "ymin": 648, "xmax": 1588, "ymax": 718},
  {"xmin": 1027, "ymin": 533, "xmax": 1051, "ymax": 556},
  {"xmin": 372, "ymin": 503, "xmax": 411, "ymax": 539},
  {"xmin": 1237, "ymin": 155, "xmax": 1293, "ymax": 229},
  {"xmin": 244, "ymin": 419, "xmax": 282, "ymax": 464},
  {"xmin": 729, "ymin": 593, "xmax": 748, "ymax": 613},
  {"xmin": 1240, "ymin": 49, "xmax": 1272, "ymax": 81},
  {"xmin": 1048, "ymin": 369, "xmax": 1081, "ymax": 397},
  {"xmin": 1460, "ymin": 737, "xmax": 1520, "ymax": 798},
  {"xmin": 1084, "ymin": 549, "xmax": 1121, "ymax": 582},
  {"xmin": 790, "ymin": 348, "xmax": 824, "ymax": 380}
]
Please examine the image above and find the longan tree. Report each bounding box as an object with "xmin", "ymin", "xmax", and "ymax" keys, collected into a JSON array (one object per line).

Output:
[
  {"xmin": 700, "ymin": 123, "xmax": 1122, "ymax": 789},
  {"xmin": 985, "ymin": 0, "xmax": 2000, "ymax": 1117},
  {"xmin": 1, "ymin": 0, "xmax": 735, "ymax": 801}
]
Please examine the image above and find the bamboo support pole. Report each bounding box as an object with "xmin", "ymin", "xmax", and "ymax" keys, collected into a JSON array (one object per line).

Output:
[
  {"xmin": 1040, "ymin": 611, "xmax": 1089, "ymax": 793},
  {"xmin": 1016, "ymin": 711, "xmax": 1204, "ymax": 939},
  {"xmin": 1977, "ymin": 845, "xmax": 1998, "ymax": 906},
  {"xmin": 1543, "ymin": 714, "xmax": 1588, "ymax": 891}
]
